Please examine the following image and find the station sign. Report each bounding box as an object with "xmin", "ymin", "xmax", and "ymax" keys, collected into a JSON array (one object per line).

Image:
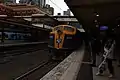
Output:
[{"xmin": 100, "ymin": 26, "xmax": 108, "ymax": 30}]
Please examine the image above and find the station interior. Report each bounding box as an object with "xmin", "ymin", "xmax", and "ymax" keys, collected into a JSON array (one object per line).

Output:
[{"xmin": 1, "ymin": 0, "xmax": 120, "ymax": 80}]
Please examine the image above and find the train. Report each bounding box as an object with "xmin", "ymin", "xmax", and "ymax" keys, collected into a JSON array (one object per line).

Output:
[
  {"xmin": 0, "ymin": 32, "xmax": 31, "ymax": 40},
  {"xmin": 48, "ymin": 25, "xmax": 84, "ymax": 60}
]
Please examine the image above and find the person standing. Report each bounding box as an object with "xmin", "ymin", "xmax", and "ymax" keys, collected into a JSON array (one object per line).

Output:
[
  {"xmin": 96, "ymin": 33, "xmax": 115, "ymax": 78},
  {"xmin": 115, "ymin": 27, "xmax": 120, "ymax": 67},
  {"xmin": 106, "ymin": 37, "xmax": 115, "ymax": 77},
  {"xmin": 91, "ymin": 36, "xmax": 101, "ymax": 66}
]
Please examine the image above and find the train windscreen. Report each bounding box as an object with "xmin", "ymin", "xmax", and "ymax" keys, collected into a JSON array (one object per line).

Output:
[
  {"xmin": 64, "ymin": 26, "xmax": 74, "ymax": 32},
  {"xmin": 54, "ymin": 26, "xmax": 63, "ymax": 31}
]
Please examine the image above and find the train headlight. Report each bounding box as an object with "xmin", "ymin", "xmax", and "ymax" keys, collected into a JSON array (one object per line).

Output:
[{"xmin": 49, "ymin": 36, "xmax": 53, "ymax": 39}]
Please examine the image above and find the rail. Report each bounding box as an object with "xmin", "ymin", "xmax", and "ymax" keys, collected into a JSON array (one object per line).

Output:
[
  {"xmin": 40, "ymin": 44, "xmax": 85, "ymax": 80},
  {"xmin": 14, "ymin": 61, "xmax": 59, "ymax": 80},
  {"xmin": 14, "ymin": 61, "xmax": 49, "ymax": 80}
]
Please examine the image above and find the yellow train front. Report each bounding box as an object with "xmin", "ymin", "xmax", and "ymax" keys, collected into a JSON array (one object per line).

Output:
[{"xmin": 48, "ymin": 25, "xmax": 83, "ymax": 60}]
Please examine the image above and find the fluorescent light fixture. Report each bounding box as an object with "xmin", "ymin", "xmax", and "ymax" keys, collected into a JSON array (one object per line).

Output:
[
  {"xmin": 0, "ymin": 15, "xmax": 7, "ymax": 17},
  {"xmin": 96, "ymin": 14, "xmax": 99, "ymax": 16}
]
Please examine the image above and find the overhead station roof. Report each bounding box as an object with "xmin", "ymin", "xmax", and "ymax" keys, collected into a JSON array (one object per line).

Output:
[
  {"xmin": 0, "ymin": 3, "xmax": 58, "ymax": 29},
  {"xmin": 64, "ymin": 0, "xmax": 120, "ymax": 30},
  {"xmin": 0, "ymin": 3, "xmax": 48, "ymax": 16}
]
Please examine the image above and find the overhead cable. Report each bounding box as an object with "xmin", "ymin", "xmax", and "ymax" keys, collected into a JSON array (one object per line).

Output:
[{"xmin": 49, "ymin": 0, "xmax": 63, "ymax": 11}]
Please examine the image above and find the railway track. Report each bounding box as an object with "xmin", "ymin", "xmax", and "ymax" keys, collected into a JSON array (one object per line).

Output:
[
  {"xmin": 0, "ymin": 48, "xmax": 53, "ymax": 80},
  {"xmin": 2, "ymin": 43, "xmax": 47, "ymax": 55},
  {"xmin": 3, "ymin": 46, "xmax": 48, "ymax": 57},
  {"xmin": 14, "ymin": 60, "xmax": 59, "ymax": 80},
  {"xmin": 0, "ymin": 42, "xmax": 64, "ymax": 80},
  {"xmin": 0, "ymin": 43, "xmax": 48, "ymax": 63}
]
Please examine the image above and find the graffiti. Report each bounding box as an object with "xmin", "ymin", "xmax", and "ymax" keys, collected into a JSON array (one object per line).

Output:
[{"xmin": 0, "ymin": 32, "xmax": 31, "ymax": 40}]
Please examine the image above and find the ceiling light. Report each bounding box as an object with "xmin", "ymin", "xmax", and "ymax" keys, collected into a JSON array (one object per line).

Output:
[
  {"xmin": 96, "ymin": 14, "xmax": 99, "ymax": 17},
  {"xmin": 96, "ymin": 25, "xmax": 99, "ymax": 27},
  {"xmin": 94, "ymin": 20, "xmax": 97, "ymax": 22}
]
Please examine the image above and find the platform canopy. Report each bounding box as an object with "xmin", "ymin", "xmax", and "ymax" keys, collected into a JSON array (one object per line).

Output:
[
  {"xmin": 64, "ymin": 0, "xmax": 120, "ymax": 30},
  {"xmin": 0, "ymin": 3, "xmax": 46, "ymax": 16}
]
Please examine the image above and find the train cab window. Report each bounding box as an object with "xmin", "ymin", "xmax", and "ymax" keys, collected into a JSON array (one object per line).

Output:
[
  {"xmin": 54, "ymin": 26, "xmax": 63, "ymax": 31},
  {"xmin": 55, "ymin": 27, "xmax": 60, "ymax": 30},
  {"xmin": 64, "ymin": 26, "xmax": 74, "ymax": 32}
]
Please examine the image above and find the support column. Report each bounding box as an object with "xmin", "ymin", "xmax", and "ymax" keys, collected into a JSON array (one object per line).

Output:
[{"xmin": 1, "ymin": 23, "xmax": 4, "ymax": 44}]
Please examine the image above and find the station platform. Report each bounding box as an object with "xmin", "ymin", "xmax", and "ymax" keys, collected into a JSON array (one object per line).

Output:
[{"xmin": 40, "ymin": 44, "xmax": 120, "ymax": 80}]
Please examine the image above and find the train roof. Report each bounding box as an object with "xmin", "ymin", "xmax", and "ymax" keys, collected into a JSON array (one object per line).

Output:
[{"xmin": 55, "ymin": 25, "xmax": 75, "ymax": 28}]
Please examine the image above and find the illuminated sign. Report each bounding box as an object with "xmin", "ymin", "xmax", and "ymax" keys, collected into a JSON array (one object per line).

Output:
[{"xmin": 100, "ymin": 26, "xmax": 108, "ymax": 30}]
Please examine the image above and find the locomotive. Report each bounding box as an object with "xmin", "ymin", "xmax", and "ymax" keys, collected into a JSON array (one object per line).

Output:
[{"xmin": 48, "ymin": 25, "xmax": 83, "ymax": 60}]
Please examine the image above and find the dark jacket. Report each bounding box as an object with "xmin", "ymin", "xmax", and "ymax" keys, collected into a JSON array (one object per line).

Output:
[
  {"xmin": 91, "ymin": 38, "xmax": 101, "ymax": 53},
  {"xmin": 115, "ymin": 27, "xmax": 120, "ymax": 48}
]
